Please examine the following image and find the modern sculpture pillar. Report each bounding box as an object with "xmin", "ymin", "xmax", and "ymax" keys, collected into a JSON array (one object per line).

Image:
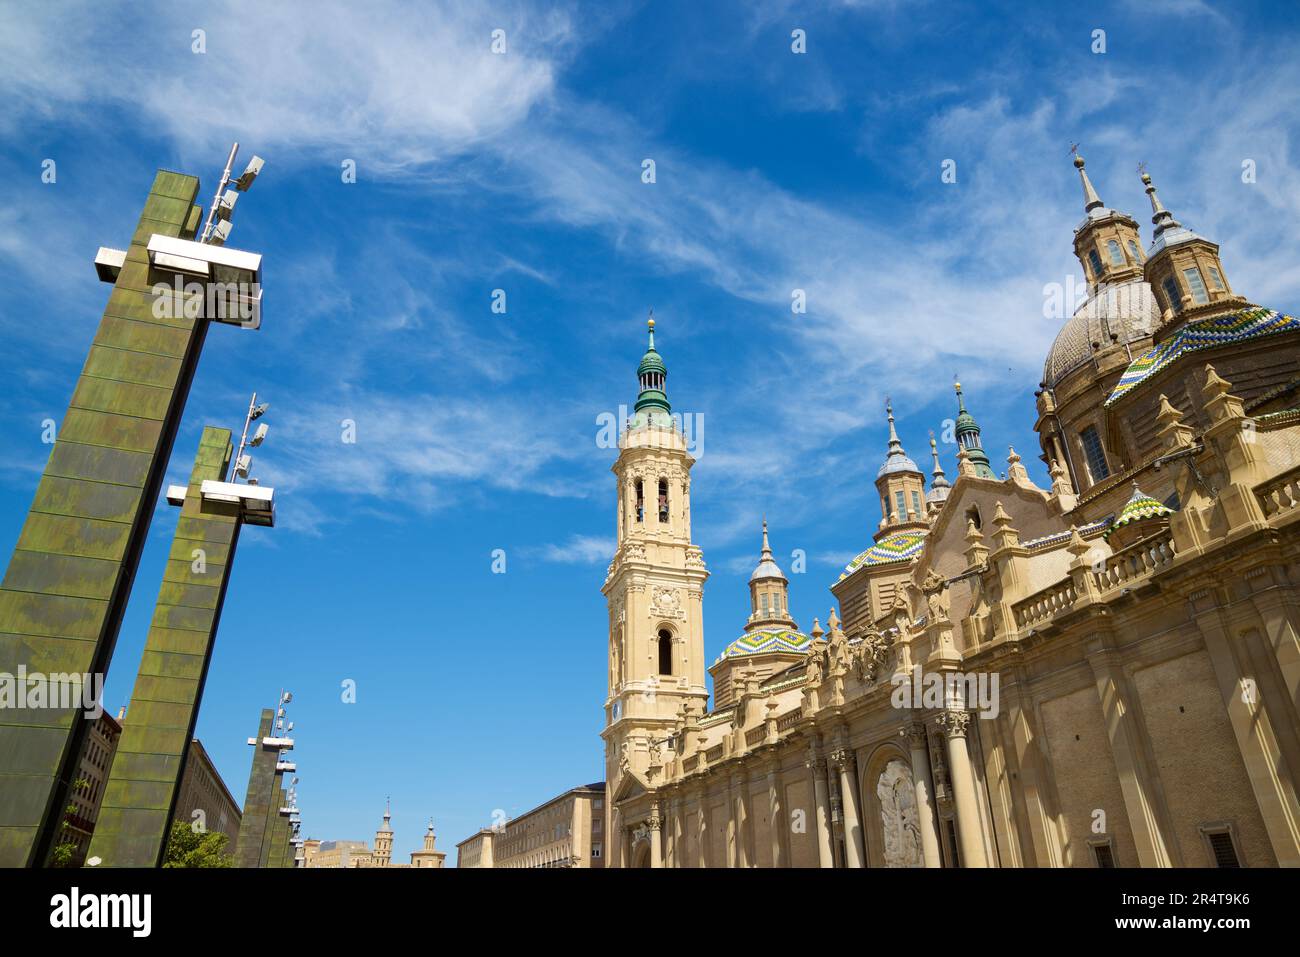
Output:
[
  {"xmin": 235, "ymin": 708, "xmax": 295, "ymax": 868},
  {"xmin": 0, "ymin": 172, "xmax": 207, "ymax": 867},
  {"xmin": 0, "ymin": 153, "xmax": 265, "ymax": 866},
  {"xmin": 87, "ymin": 425, "xmax": 275, "ymax": 867}
]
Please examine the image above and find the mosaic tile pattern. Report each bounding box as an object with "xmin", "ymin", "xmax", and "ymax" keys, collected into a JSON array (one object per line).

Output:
[
  {"xmin": 840, "ymin": 530, "xmax": 927, "ymax": 579},
  {"xmin": 1106, "ymin": 308, "xmax": 1300, "ymax": 406}
]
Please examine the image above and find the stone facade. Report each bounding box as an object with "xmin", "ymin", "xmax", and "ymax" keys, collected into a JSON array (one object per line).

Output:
[
  {"xmin": 605, "ymin": 164, "xmax": 1300, "ymax": 868},
  {"xmin": 456, "ymin": 784, "xmax": 605, "ymax": 868}
]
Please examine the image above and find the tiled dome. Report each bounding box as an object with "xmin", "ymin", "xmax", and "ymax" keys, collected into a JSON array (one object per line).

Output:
[
  {"xmin": 1103, "ymin": 484, "xmax": 1174, "ymax": 541},
  {"xmin": 1043, "ymin": 278, "xmax": 1160, "ymax": 388},
  {"xmin": 716, "ymin": 628, "xmax": 812, "ymax": 663},
  {"xmin": 840, "ymin": 530, "xmax": 927, "ymax": 580}
]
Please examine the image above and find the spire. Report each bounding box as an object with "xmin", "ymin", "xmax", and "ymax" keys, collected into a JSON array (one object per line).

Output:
[
  {"xmin": 929, "ymin": 435, "xmax": 949, "ymax": 488},
  {"xmin": 877, "ymin": 400, "xmax": 921, "ymax": 478},
  {"xmin": 1141, "ymin": 169, "xmax": 1181, "ymax": 239},
  {"xmin": 749, "ymin": 518, "xmax": 785, "ymax": 583},
  {"xmin": 1074, "ymin": 153, "xmax": 1104, "ymax": 213},
  {"xmin": 886, "ymin": 401, "xmax": 903, "ymax": 454},
  {"xmin": 953, "ymin": 380, "xmax": 996, "ymax": 479},
  {"xmin": 381, "ymin": 796, "xmax": 392, "ymax": 832},
  {"xmin": 925, "ymin": 433, "xmax": 951, "ymax": 509},
  {"xmin": 634, "ymin": 310, "xmax": 671, "ymax": 419}
]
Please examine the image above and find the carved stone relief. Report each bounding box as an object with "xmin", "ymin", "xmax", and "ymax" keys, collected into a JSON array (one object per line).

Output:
[{"xmin": 877, "ymin": 758, "xmax": 924, "ymax": 868}]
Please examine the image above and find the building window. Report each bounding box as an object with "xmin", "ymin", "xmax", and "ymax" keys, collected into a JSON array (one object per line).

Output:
[
  {"xmin": 1107, "ymin": 239, "xmax": 1124, "ymax": 266},
  {"xmin": 1092, "ymin": 841, "xmax": 1116, "ymax": 868},
  {"xmin": 965, "ymin": 505, "xmax": 981, "ymax": 530},
  {"xmin": 635, "ymin": 481, "xmax": 644, "ymax": 523},
  {"xmin": 945, "ymin": 819, "xmax": 961, "ymax": 868},
  {"xmin": 592, "ymin": 844, "xmax": 602, "ymax": 858},
  {"xmin": 911, "ymin": 490, "xmax": 921, "ymax": 517},
  {"xmin": 1088, "ymin": 248, "xmax": 1104, "ymax": 277},
  {"xmin": 1183, "ymin": 267, "xmax": 1209, "ymax": 305},
  {"xmin": 1162, "ymin": 276, "xmax": 1183, "ymax": 313},
  {"xmin": 658, "ymin": 479, "xmax": 669, "ymax": 523},
  {"xmin": 1201, "ymin": 826, "xmax": 1242, "ymax": 867},
  {"xmin": 1127, "ymin": 239, "xmax": 1142, "ymax": 263},
  {"xmin": 894, "ymin": 491, "xmax": 906, "ymax": 519},
  {"xmin": 1080, "ymin": 425, "xmax": 1109, "ymax": 482},
  {"xmin": 1208, "ymin": 266, "xmax": 1225, "ymax": 290},
  {"xmin": 760, "ymin": 593, "xmax": 769, "ymax": 614},
  {"xmin": 658, "ymin": 629, "xmax": 673, "ymax": 676}
]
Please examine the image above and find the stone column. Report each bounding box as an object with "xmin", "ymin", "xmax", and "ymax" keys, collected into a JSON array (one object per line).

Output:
[
  {"xmin": 1088, "ymin": 641, "xmax": 1177, "ymax": 867},
  {"xmin": 615, "ymin": 809, "xmax": 628, "ymax": 868},
  {"xmin": 1194, "ymin": 595, "xmax": 1300, "ymax": 867},
  {"xmin": 831, "ymin": 747, "xmax": 866, "ymax": 867},
  {"xmin": 733, "ymin": 772, "xmax": 750, "ymax": 867},
  {"xmin": 906, "ymin": 724, "xmax": 943, "ymax": 868},
  {"xmin": 806, "ymin": 745, "xmax": 834, "ymax": 868},
  {"xmin": 671, "ymin": 797, "xmax": 683, "ymax": 868},
  {"xmin": 938, "ymin": 709, "xmax": 988, "ymax": 867},
  {"xmin": 1001, "ymin": 670, "xmax": 1065, "ymax": 867},
  {"xmin": 697, "ymin": 799, "xmax": 708, "ymax": 868},
  {"xmin": 768, "ymin": 765, "xmax": 786, "ymax": 868},
  {"xmin": 649, "ymin": 802, "xmax": 663, "ymax": 868},
  {"xmin": 725, "ymin": 776, "xmax": 738, "ymax": 867}
]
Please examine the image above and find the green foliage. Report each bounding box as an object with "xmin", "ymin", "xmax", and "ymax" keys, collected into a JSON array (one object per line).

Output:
[
  {"xmin": 163, "ymin": 820, "xmax": 234, "ymax": 868},
  {"xmin": 48, "ymin": 777, "xmax": 92, "ymax": 868}
]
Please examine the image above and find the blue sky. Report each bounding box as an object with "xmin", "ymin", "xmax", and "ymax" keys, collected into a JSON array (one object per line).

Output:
[{"xmin": 2, "ymin": 0, "xmax": 1298, "ymax": 854}]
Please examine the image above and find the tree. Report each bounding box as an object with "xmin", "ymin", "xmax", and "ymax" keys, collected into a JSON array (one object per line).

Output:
[
  {"xmin": 48, "ymin": 777, "xmax": 91, "ymax": 867},
  {"xmin": 163, "ymin": 820, "xmax": 234, "ymax": 868}
]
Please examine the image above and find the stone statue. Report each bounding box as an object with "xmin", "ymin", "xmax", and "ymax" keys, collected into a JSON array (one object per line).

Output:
[{"xmin": 877, "ymin": 758, "xmax": 924, "ymax": 867}]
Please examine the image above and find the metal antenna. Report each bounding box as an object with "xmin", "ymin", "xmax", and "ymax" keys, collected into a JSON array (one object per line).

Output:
[{"xmin": 200, "ymin": 142, "xmax": 239, "ymax": 244}]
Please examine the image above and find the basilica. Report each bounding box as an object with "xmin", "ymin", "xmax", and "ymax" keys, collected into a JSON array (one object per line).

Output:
[{"xmin": 600, "ymin": 156, "xmax": 1300, "ymax": 867}]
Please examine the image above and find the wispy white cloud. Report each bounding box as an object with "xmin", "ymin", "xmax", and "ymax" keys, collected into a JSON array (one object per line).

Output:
[
  {"xmin": 3, "ymin": 0, "xmax": 1299, "ymax": 560},
  {"xmin": 0, "ymin": 0, "xmax": 574, "ymax": 167},
  {"xmin": 528, "ymin": 534, "xmax": 615, "ymax": 564}
]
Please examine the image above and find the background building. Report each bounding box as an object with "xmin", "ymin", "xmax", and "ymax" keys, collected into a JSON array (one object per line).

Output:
[
  {"xmin": 308, "ymin": 802, "xmax": 446, "ymax": 868},
  {"xmin": 173, "ymin": 739, "xmax": 243, "ymax": 851},
  {"xmin": 53, "ymin": 710, "xmax": 122, "ymax": 867},
  {"xmin": 455, "ymin": 829, "xmax": 495, "ymax": 869},
  {"xmin": 457, "ymin": 784, "xmax": 605, "ymax": 868}
]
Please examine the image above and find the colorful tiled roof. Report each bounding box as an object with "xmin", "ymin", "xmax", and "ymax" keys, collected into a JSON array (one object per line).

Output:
[
  {"xmin": 1106, "ymin": 308, "xmax": 1300, "ymax": 407},
  {"xmin": 839, "ymin": 530, "xmax": 927, "ymax": 580},
  {"xmin": 716, "ymin": 628, "xmax": 812, "ymax": 663},
  {"xmin": 1103, "ymin": 484, "xmax": 1174, "ymax": 541}
]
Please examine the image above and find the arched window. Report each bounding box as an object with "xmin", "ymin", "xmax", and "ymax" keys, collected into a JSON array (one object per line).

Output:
[
  {"xmin": 911, "ymin": 490, "xmax": 921, "ymax": 517},
  {"xmin": 658, "ymin": 629, "xmax": 673, "ymax": 676},
  {"xmin": 966, "ymin": 505, "xmax": 981, "ymax": 530},
  {"xmin": 658, "ymin": 479, "xmax": 669, "ymax": 523},
  {"xmin": 1080, "ymin": 425, "xmax": 1109, "ymax": 482},
  {"xmin": 1107, "ymin": 239, "xmax": 1124, "ymax": 266},
  {"xmin": 1088, "ymin": 248, "xmax": 1104, "ymax": 277},
  {"xmin": 1162, "ymin": 276, "xmax": 1183, "ymax": 313},
  {"xmin": 635, "ymin": 480, "xmax": 644, "ymax": 522},
  {"xmin": 1127, "ymin": 239, "xmax": 1142, "ymax": 263}
]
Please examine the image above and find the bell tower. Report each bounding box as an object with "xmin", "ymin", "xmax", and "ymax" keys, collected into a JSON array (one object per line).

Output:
[
  {"xmin": 600, "ymin": 315, "xmax": 709, "ymax": 865},
  {"xmin": 1070, "ymin": 152, "xmax": 1146, "ymax": 293},
  {"xmin": 875, "ymin": 402, "xmax": 928, "ymax": 533},
  {"xmin": 1138, "ymin": 167, "xmax": 1247, "ymax": 334}
]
